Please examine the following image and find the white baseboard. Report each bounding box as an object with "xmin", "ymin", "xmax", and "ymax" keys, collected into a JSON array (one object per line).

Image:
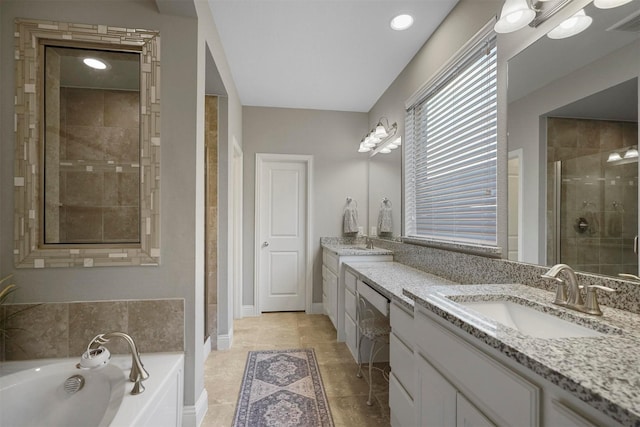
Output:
[
  {"xmin": 310, "ymin": 302, "xmax": 324, "ymax": 314},
  {"xmin": 182, "ymin": 388, "xmax": 208, "ymax": 427},
  {"xmin": 242, "ymin": 305, "xmax": 257, "ymax": 317},
  {"xmin": 203, "ymin": 336, "xmax": 212, "ymax": 360},
  {"xmin": 217, "ymin": 331, "xmax": 233, "ymax": 350}
]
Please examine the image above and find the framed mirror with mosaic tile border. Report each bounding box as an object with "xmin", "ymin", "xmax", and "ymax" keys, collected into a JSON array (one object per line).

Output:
[{"xmin": 14, "ymin": 18, "xmax": 160, "ymax": 268}]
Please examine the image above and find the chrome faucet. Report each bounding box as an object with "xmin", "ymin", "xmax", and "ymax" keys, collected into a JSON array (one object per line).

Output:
[
  {"xmin": 87, "ymin": 332, "xmax": 150, "ymax": 394},
  {"xmin": 542, "ymin": 263, "xmax": 583, "ymax": 307},
  {"xmin": 365, "ymin": 236, "xmax": 374, "ymax": 249},
  {"xmin": 541, "ymin": 264, "xmax": 615, "ymax": 316}
]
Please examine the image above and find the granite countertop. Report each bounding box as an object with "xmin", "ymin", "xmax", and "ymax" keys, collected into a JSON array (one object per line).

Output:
[
  {"xmin": 342, "ymin": 261, "xmax": 458, "ymax": 309},
  {"xmin": 343, "ymin": 261, "xmax": 640, "ymax": 426},
  {"xmin": 321, "ymin": 242, "xmax": 393, "ymax": 257}
]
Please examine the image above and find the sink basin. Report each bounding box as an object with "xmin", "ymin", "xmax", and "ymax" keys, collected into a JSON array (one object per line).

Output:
[
  {"xmin": 459, "ymin": 300, "xmax": 604, "ymax": 338},
  {"xmin": 344, "ymin": 246, "xmax": 371, "ymax": 251}
]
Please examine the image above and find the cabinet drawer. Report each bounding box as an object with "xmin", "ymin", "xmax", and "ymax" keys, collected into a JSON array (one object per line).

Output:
[
  {"xmin": 390, "ymin": 332, "xmax": 414, "ymax": 398},
  {"xmin": 357, "ymin": 280, "xmax": 389, "ymax": 317},
  {"xmin": 345, "ymin": 287, "xmax": 357, "ymax": 320},
  {"xmin": 390, "ymin": 302, "xmax": 413, "ymax": 348},
  {"xmin": 390, "ymin": 373, "xmax": 415, "ymax": 427},
  {"xmin": 415, "ymin": 308, "xmax": 539, "ymax": 427},
  {"xmin": 344, "ymin": 268, "xmax": 357, "ymax": 292},
  {"xmin": 322, "ymin": 250, "xmax": 339, "ymax": 274}
]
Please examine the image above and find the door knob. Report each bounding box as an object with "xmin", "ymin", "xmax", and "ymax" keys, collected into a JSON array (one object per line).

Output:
[{"xmin": 262, "ymin": 241, "xmax": 269, "ymax": 248}]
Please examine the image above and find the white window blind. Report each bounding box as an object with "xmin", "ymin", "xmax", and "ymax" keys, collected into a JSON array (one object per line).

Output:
[{"xmin": 405, "ymin": 33, "xmax": 497, "ymax": 245}]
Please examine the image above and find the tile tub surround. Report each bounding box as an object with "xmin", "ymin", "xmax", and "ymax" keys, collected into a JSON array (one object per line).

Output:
[
  {"xmin": 372, "ymin": 238, "xmax": 640, "ymax": 314},
  {"xmin": 342, "ymin": 261, "xmax": 458, "ymax": 310},
  {"xmin": 320, "ymin": 237, "xmax": 394, "ymax": 257},
  {"xmin": 1, "ymin": 299, "xmax": 184, "ymax": 361},
  {"xmin": 402, "ymin": 283, "xmax": 640, "ymax": 427}
]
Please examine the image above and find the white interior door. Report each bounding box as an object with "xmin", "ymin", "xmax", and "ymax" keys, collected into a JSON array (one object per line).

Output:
[{"xmin": 257, "ymin": 154, "xmax": 309, "ymax": 312}]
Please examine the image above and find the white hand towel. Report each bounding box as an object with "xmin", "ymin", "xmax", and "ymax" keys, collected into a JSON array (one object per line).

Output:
[
  {"xmin": 343, "ymin": 204, "xmax": 359, "ymax": 234},
  {"xmin": 377, "ymin": 200, "xmax": 393, "ymax": 233}
]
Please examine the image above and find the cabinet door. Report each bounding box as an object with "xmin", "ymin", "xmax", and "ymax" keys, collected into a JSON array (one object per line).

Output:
[
  {"xmin": 344, "ymin": 312, "xmax": 358, "ymax": 361},
  {"xmin": 390, "ymin": 373, "xmax": 415, "ymax": 427},
  {"xmin": 547, "ymin": 399, "xmax": 598, "ymax": 427},
  {"xmin": 323, "ymin": 267, "xmax": 338, "ymax": 327},
  {"xmin": 417, "ymin": 352, "xmax": 457, "ymax": 427},
  {"xmin": 456, "ymin": 392, "xmax": 496, "ymax": 427}
]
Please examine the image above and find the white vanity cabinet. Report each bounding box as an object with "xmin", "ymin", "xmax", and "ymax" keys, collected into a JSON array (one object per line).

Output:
[
  {"xmin": 389, "ymin": 301, "xmax": 416, "ymax": 427},
  {"xmin": 413, "ymin": 304, "xmax": 539, "ymax": 427},
  {"xmin": 409, "ymin": 304, "xmax": 626, "ymax": 427},
  {"xmin": 321, "ymin": 248, "xmax": 392, "ymax": 337},
  {"xmin": 344, "ymin": 268, "xmax": 358, "ymax": 358},
  {"xmin": 322, "ymin": 250, "xmax": 339, "ymax": 328}
]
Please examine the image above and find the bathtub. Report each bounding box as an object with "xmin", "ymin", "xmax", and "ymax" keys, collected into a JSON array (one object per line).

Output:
[{"xmin": 0, "ymin": 352, "xmax": 183, "ymax": 427}]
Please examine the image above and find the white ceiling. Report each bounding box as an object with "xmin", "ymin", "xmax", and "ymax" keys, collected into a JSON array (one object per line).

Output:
[{"xmin": 208, "ymin": 0, "xmax": 459, "ymax": 112}]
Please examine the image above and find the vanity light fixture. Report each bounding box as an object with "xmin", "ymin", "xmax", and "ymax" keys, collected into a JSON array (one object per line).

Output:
[
  {"xmin": 358, "ymin": 118, "xmax": 399, "ymax": 156},
  {"xmin": 390, "ymin": 14, "xmax": 414, "ymax": 31},
  {"xmin": 83, "ymin": 57, "xmax": 108, "ymax": 70},
  {"xmin": 372, "ymin": 136, "xmax": 402, "ymax": 156},
  {"xmin": 494, "ymin": 0, "xmax": 537, "ymax": 33},
  {"xmin": 607, "ymin": 152, "xmax": 623, "ymax": 162},
  {"xmin": 495, "ymin": 0, "xmax": 575, "ymax": 33},
  {"xmin": 624, "ymin": 147, "xmax": 639, "ymax": 159},
  {"xmin": 594, "ymin": 0, "xmax": 633, "ymax": 9},
  {"xmin": 547, "ymin": 8, "xmax": 593, "ymax": 39},
  {"xmin": 607, "ymin": 147, "xmax": 638, "ymax": 164}
]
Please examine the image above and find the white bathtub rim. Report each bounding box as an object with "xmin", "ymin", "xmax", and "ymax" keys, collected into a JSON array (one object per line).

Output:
[{"xmin": 1, "ymin": 352, "xmax": 184, "ymax": 427}]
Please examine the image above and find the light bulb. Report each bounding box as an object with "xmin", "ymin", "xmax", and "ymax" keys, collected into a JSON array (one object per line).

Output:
[
  {"xmin": 374, "ymin": 123, "xmax": 388, "ymax": 139},
  {"xmin": 607, "ymin": 152, "xmax": 623, "ymax": 162},
  {"xmin": 494, "ymin": 0, "xmax": 536, "ymax": 33},
  {"xmin": 624, "ymin": 148, "xmax": 638, "ymax": 159},
  {"xmin": 594, "ymin": 0, "xmax": 633, "ymax": 9},
  {"xmin": 83, "ymin": 58, "xmax": 108, "ymax": 70},
  {"xmin": 390, "ymin": 14, "xmax": 414, "ymax": 31},
  {"xmin": 547, "ymin": 9, "xmax": 592, "ymax": 39}
]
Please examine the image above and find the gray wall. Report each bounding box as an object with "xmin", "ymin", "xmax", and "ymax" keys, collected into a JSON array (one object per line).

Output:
[
  {"xmin": 196, "ymin": 1, "xmax": 245, "ymax": 345},
  {"xmin": 0, "ymin": 0, "xmax": 243, "ymax": 418},
  {"xmin": 240, "ymin": 1, "xmax": 505, "ymax": 310},
  {"xmin": 242, "ymin": 107, "xmax": 368, "ymax": 307}
]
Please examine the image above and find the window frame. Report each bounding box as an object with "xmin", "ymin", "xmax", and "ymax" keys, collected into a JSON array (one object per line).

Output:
[{"xmin": 403, "ymin": 21, "xmax": 502, "ymax": 254}]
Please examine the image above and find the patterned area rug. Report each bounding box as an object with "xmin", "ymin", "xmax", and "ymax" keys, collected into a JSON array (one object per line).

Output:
[{"xmin": 232, "ymin": 348, "xmax": 334, "ymax": 427}]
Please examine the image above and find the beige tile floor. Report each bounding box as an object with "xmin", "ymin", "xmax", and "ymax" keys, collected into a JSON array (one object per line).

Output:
[{"xmin": 202, "ymin": 312, "xmax": 390, "ymax": 427}]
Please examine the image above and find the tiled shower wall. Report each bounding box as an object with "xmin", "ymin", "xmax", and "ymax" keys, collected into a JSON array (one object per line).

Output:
[
  {"xmin": 1, "ymin": 299, "xmax": 183, "ymax": 361},
  {"xmin": 49, "ymin": 87, "xmax": 140, "ymax": 243},
  {"xmin": 546, "ymin": 118, "xmax": 638, "ymax": 276}
]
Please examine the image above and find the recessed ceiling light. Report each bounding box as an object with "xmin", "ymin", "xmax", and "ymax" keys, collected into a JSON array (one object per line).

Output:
[
  {"xmin": 390, "ymin": 14, "xmax": 414, "ymax": 31},
  {"xmin": 83, "ymin": 58, "xmax": 108, "ymax": 70}
]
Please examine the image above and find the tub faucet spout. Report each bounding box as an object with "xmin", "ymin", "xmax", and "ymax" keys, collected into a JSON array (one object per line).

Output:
[{"xmin": 88, "ymin": 332, "xmax": 149, "ymax": 394}]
